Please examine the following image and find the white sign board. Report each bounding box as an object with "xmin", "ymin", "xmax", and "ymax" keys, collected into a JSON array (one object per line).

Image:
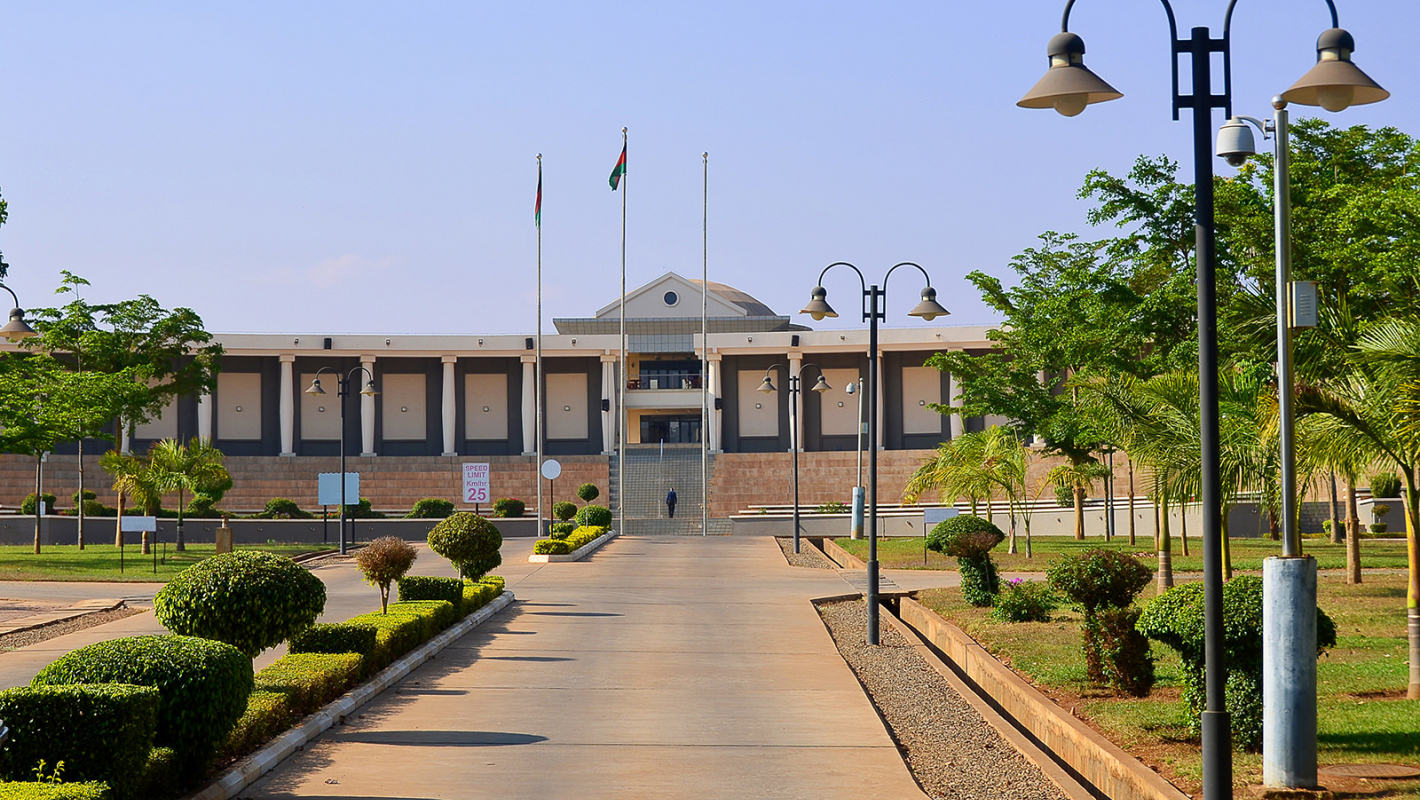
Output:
[
  {"xmin": 318, "ymin": 473, "xmax": 360, "ymax": 506},
  {"xmin": 923, "ymin": 507, "xmax": 960, "ymax": 531},
  {"xmin": 462, "ymin": 463, "xmax": 491, "ymax": 504},
  {"xmin": 120, "ymin": 516, "xmax": 158, "ymax": 533},
  {"xmin": 540, "ymin": 459, "xmax": 562, "ymax": 480}
]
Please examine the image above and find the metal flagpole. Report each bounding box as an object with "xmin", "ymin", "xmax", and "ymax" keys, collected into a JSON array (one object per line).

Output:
[
  {"xmin": 701, "ymin": 151, "xmax": 709, "ymax": 537},
  {"xmin": 618, "ymin": 128, "xmax": 627, "ymax": 539},
  {"xmin": 536, "ymin": 154, "xmax": 544, "ymax": 539}
]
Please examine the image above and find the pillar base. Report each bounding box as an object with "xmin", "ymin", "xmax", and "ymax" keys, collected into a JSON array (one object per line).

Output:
[
  {"xmin": 280, "ymin": 452, "xmax": 296, "ymax": 457},
  {"xmin": 360, "ymin": 452, "xmax": 376, "ymax": 458}
]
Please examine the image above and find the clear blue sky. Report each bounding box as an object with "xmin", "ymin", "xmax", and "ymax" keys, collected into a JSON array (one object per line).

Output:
[{"xmin": 1, "ymin": 1, "xmax": 1414, "ymax": 335}]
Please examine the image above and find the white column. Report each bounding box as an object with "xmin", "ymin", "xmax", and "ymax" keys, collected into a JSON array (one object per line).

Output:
[
  {"xmin": 708, "ymin": 353, "xmax": 723, "ymax": 452},
  {"xmin": 788, "ymin": 352, "xmax": 804, "ymax": 452},
  {"xmin": 600, "ymin": 355, "xmax": 616, "ymax": 454},
  {"xmin": 876, "ymin": 353, "xmax": 886, "ymax": 450},
  {"xmin": 360, "ymin": 356, "xmax": 376, "ymax": 456},
  {"xmin": 197, "ymin": 392, "xmax": 213, "ymax": 441},
  {"xmin": 948, "ymin": 369, "xmax": 964, "ymax": 440},
  {"xmin": 279, "ymin": 355, "xmax": 296, "ymax": 456},
  {"xmin": 520, "ymin": 355, "xmax": 536, "ymax": 455},
  {"xmin": 441, "ymin": 356, "xmax": 457, "ymax": 456}
]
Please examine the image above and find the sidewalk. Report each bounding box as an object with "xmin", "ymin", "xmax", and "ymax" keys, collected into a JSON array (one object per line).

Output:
[{"xmin": 243, "ymin": 536, "xmax": 929, "ymax": 799}]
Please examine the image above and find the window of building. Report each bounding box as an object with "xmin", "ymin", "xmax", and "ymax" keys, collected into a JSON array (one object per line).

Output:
[{"xmin": 663, "ymin": 290, "xmax": 679, "ymax": 306}]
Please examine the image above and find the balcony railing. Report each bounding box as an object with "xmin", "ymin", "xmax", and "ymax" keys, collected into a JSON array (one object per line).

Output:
[{"xmin": 628, "ymin": 375, "xmax": 702, "ymax": 390}]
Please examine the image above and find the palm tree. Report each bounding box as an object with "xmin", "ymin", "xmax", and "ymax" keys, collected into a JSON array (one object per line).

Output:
[
  {"xmin": 1041, "ymin": 460, "xmax": 1110, "ymax": 541},
  {"xmin": 147, "ymin": 437, "xmax": 229, "ymax": 552},
  {"xmin": 99, "ymin": 449, "xmax": 160, "ymax": 553},
  {"xmin": 905, "ymin": 429, "xmax": 1034, "ymax": 553}
]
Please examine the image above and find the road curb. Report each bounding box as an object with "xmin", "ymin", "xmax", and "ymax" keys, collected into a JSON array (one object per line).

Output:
[
  {"xmin": 184, "ymin": 590, "xmax": 515, "ymax": 800},
  {"xmin": 0, "ymin": 599, "xmax": 126, "ymax": 637}
]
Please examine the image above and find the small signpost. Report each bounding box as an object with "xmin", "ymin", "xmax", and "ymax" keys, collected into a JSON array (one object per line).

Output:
[
  {"xmin": 121, "ymin": 516, "xmax": 157, "ymax": 574},
  {"xmin": 922, "ymin": 507, "xmax": 960, "ymax": 565},
  {"xmin": 318, "ymin": 473, "xmax": 360, "ymax": 550},
  {"xmin": 540, "ymin": 460, "xmax": 562, "ymax": 536},
  {"xmin": 463, "ymin": 463, "xmax": 491, "ymax": 514}
]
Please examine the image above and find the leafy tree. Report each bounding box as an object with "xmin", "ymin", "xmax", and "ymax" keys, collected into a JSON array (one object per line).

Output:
[
  {"xmin": 905, "ymin": 427, "xmax": 1034, "ymax": 554},
  {"xmin": 147, "ymin": 438, "xmax": 230, "ymax": 551},
  {"xmin": 99, "ymin": 449, "xmax": 160, "ymax": 551},
  {"xmin": 355, "ymin": 536, "xmax": 417, "ymax": 614}
]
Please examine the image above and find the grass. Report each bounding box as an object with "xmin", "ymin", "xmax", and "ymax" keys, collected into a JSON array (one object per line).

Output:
[
  {"xmin": 915, "ymin": 574, "xmax": 1419, "ymax": 794},
  {"xmin": 834, "ymin": 535, "xmax": 1413, "ymax": 572},
  {"xmin": 0, "ymin": 543, "xmax": 326, "ymax": 582}
]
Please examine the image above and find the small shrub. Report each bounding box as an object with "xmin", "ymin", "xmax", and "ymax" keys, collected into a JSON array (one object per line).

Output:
[
  {"xmin": 80, "ymin": 500, "xmax": 116, "ymax": 518},
  {"xmin": 1054, "ymin": 484, "xmax": 1075, "ymax": 507},
  {"xmin": 462, "ymin": 578, "xmax": 504, "ymax": 616},
  {"xmin": 989, "ymin": 579, "xmax": 1058, "ymax": 623},
  {"xmin": 1371, "ymin": 503, "xmax": 1391, "ymax": 521},
  {"xmin": 257, "ymin": 498, "xmax": 313, "ymax": 519},
  {"xmin": 155, "ymin": 550, "xmax": 327, "ymax": 657},
  {"xmin": 1321, "ymin": 519, "xmax": 1333, "ymax": 535},
  {"xmin": 574, "ymin": 504, "xmax": 612, "ymax": 529},
  {"xmin": 343, "ymin": 611, "xmax": 423, "ymax": 670},
  {"xmin": 354, "ymin": 537, "xmax": 417, "ymax": 614},
  {"xmin": 576, "ymin": 483, "xmax": 600, "ymax": 503},
  {"xmin": 1048, "ymin": 549, "xmax": 1154, "ymax": 695},
  {"xmin": 70, "ymin": 489, "xmax": 97, "ymax": 506},
  {"xmin": 1370, "ymin": 522, "xmax": 1388, "ymax": 533},
  {"xmin": 1370, "ymin": 472, "xmax": 1402, "ymax": 499},
  {"xmin": 427, "ymin": 513, "xmax": 503, "ymax": 580},
  {"xmin": 397, "ymin": 576, "xmax": 463, "ymax": 606},
  {"xmin": 1047, "ymin": 549, "xmax": 1152, "ymax": 614},
  {"xmin": 254, "ymin": 653, "xmax": 362, "ymax": 717},
  {"xmin": 0, "ymin": 782, "xmax": 112, "ymax": 799},
  {"xmin": 0, "ymin": 683, "xmax": 158, "ymax": 799},
  {"xmin": 814, "ymin": 501, "xmax": 849, "ymax": 514},
  {"xmin": 926, "ymin": 515, "xmax": 1005, "ymax": 607},
  {"xmin": 185, "ymin": 494, "xmax": 220, "ymax": 518},
  {"xmin": 222, "ymin": 692, "xmax": 292, "ymax": 762},
  {"xmin": 346, "ymin": 498, "xmax": 385, "ymax": 519},
  {"xmin": 135, "ymin": 747, "xmax": 177, "ymax": 800},
  {"xmin": 549, "ymin": 522, "xmax": 576, "ymax": 538},
  {"xmin": 552, "ymin": 501, "xmax": 577, "ymax": 521},
  {"xmin": 492, "ymin": 498, "xmax": 525, "ymax": 518},
  {"xmin": 20, "ymin": 494, "xmax": 57, "ymax": 516},
  {"xmin": 534, "ymin": 540, "xmax": 571, "ymax": 555},
  {"xmin": 288, "ymin": 623, "xmax": 378, "ymax": 661},
  {"xmin": 31, "ymin": 635, "xmax": 253, "ymax": 778},
  {"xmin": 405, "ymin": 498, "xmax": 455, "ymax": 519},
  {"xmin": 385, "ymin": 600, "xmax": 459, "ymax": 638}
]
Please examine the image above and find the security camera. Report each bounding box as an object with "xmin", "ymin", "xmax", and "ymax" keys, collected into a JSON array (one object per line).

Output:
[
  {"xmin": 1216, "ymin": 116, "xmax": 1259, "ymax": 167},
  {"xmin": 845, "ymin": 383, "xmax": 857, "ymax": 395}
]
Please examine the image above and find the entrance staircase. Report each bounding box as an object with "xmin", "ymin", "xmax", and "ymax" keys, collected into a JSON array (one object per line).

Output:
[{"xmin": 610, "ymin": 444, "xmax": 730, "ymax": 535}]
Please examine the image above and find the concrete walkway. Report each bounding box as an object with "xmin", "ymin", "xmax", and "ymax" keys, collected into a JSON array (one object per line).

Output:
[{"xmin": 244, "ymin": 536, "xmax": 929, "ymax": 799}]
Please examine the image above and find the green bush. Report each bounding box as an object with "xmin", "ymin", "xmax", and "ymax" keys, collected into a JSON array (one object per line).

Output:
[
  {"xmin": 31, "ymin": 635, "xmax": 253, "ymax": 778},
  {"xmin": 346, "ymin": 497, "xmax": 386, "ymax": 519},
  {"xmin": 70, "ymin": 490, "xmax": 97, "ymax": 506},
  {"xmin": 989, "ymin": 579, "xmax": 1058, "ymax": 623},
  {"xmin": 492, "ymin": 498, "xmax": 524, "ymax": 518},
  {"xmin": 1054, "ymin": 485, "xmax": 1075, "ymax": 507},
  {"xmin": 1321, "ymin": 519, "xmax": 1334, "ymax": 535},
  {"xmin": 534, "ymin": 540, "xmax": 571, "ymax": 555},
  {"xmin": 255, "ymin": 498, "xmax": 313, "ymax": 519},
  {"xmin": 574, "ymin": 504, "xmax": 612, "ymax": 529},
  {"xmin": 135, "ymin": 748, "xmax": 176, "ymax": 800},
  {"xmin": 288, "ymin": 623, "xmax": 378, "ymax": 662},
  {"xmin": 1047, "ymin": 549, "xmax": 1152, "ymax": 614},
  {"xmin": 254, "ymin": 653, "xmax": 363, "ymax": 717},
  {"xmin": 342, "ymin": 612, "xmax": 423, "ymax": 672},
  {"xmin": 384, "ymin": 600, "xmax": 459, "ymax": 638},
  {"xmin": 1048, "ymin": 548, "xmax": 1155, "ymax": 696},
  {"xmin": 535, "ymin": 526, "xmax": 607, "ymax": 555},
  {"xmin": 1137, "ymin": 576, "xmax": 1337, "ymax": 750},
  {"xmin": 427, "ymin": 512, "xmax": 503, "ymax": 580},
  {"xmin": 79, "ymin": 500, "xmax": 116, "ymax": 518},
  {"xmin": 355, "ymin": 536, "xmax": 417, "ymax": 614},
  {"xmin": 19, "ymin": 494, "xmax": 57, "ymax": 516},
  {"xmin": 549, "ymin": 522, "xmax": 576, "ymax": 538},
  {"xmin": 154, "ymin": 550, "xmax": 327, "ymax": 657},
  {"xmin": 1370, "ymin": 472, "xmax": 1402, "ymax": 499},
  {"xmin": 0, "ymin": 684, "xmax": 158, "ymax": 799},
  {"xmin": 184, "ymin": 495, "xmax": 221, "ymax": 519},
  {"xmin": 576, "ymin": 483, "xmax": 599, "ymax": 503},
  {"xmin": 814, "ymin": 501, "xmax": 849, "ymax": 514},
  {"xmin": 1372, "ymin": 503, "xmax": 1392, "ymax": 520},
  {"xmin": 222, "ymin": 692, "xmax": 292, "ymax": 762},
  {"xmin": 927, "ymin": 515, "xmax": 1004, "ymax": 607},
  {"xmin": 462, "ymin": 578, "xmax": 504, "ymax": 616},
  {"xmin": 0, "ymin": 783, "xmax": 112, "ymax": 800},
  {"xmin": 552, "ymin": 501, "xmax": 577, "ymax": 521},
  {"xmin": 1370, "ymin": 522, "xmax": 1388, "ymax": 533},
  {"xmin": 405, "ymin": 498, "xmax": 455, "ymax": 519},
  {"xmin": 397, "ymin": 576, "xmax": 463, "ymax": 606}
]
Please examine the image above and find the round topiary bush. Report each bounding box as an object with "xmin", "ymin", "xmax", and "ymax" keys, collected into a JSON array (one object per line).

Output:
[
  {"xmin": 406, "ymin": 498, "xmax": 456, "ymax": 519},
  {"xmin": 926, "ymin": 515, "xmax": 1004, "ymax": 607},
  {"xmin": 428, "ymin": 512, "xmax": 503, "ymax": 580},
  {"xmin": 552, "ymin": 501, "xmax": 577, "ymax": 521},
  {"xmin": 576, "ymin": 483, "xmax": 600, "ymax": 503},
  {"xmin": 258, "ymin": 497, "xmax": 314, "ymax": 519},
  {"xmin": 574, "ymin": 504, "xmax": 612, "ymax": 529},
  {"xmin": 492, "ymin": 497, "xmax": 525, "ymax": 518},
  {"xmin": 154, "ymin": 551, "xmax": 326, "ymax": 657},
  {"xmin": 32, "ymin": 635, "xmax": 254, "ymax": 778}
]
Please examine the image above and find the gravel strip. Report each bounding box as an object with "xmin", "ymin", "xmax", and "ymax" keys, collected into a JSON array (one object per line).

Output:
[
  {"xmin": 817, "ymin": 599, "xmax": 1067, "ymax": 800},
  {"xmin": 777, "ymin": 537, "xmax": 835, "ymax": 569},
  {"xmin": 0, "ymin": 606, "xmax": 147, "ymax": 652}
]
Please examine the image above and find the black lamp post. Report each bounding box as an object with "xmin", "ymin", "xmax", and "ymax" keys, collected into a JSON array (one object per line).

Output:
[
  {"xmin": 306, "ymin": 367, "xmax": 377, "ymax": 555},
  {"xmin": 758, "ymin": 363, "xmax": 832, "ymax": 555},
  {"xmin": 1018, "ymin": 3, "xmax": 1386, "ymax": 797},
  {"xmin": 802, "ymin": 262, "xmax": 948, "ymax": 645}
]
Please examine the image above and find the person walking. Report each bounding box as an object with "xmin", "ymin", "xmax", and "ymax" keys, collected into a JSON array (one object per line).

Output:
[{"xmin": 665, "ymin": 487, "xmax": 677, "ymax": 519}]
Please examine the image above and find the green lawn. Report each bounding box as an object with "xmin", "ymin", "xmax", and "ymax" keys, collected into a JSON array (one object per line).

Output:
[
  {"xmin": 834, "ymin": 535, "xmax": 1413, "ymax": 572},
  {"xmin": 915, "ymin": 575, "xmax": 1419, "ymax": 794},
  {"xmin": 0, "ymin": 544, "xmax": 327, "ymax": 582}
]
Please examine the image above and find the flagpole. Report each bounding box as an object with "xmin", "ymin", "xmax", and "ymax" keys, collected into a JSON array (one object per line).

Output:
[
  {"xmin": 536, "ymin": 154, "xmax": 544, "ymax": 539},
  {"xmin": 618, "ymin": 127, "xmax": 627, "ymax": 540},
  {"xmin": 701, "ymin": 151, "xmax": 709, "ymax": 537}
]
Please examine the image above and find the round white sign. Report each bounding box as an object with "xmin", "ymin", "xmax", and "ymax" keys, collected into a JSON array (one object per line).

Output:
[{"xmin": 541, "ymin": 459, "xmax": 562, "ymax": 480}]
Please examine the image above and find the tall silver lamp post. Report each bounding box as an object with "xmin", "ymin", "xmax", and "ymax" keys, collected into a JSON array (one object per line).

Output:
[
  {"xmin": 758, "ymin": 364, "xmax": 831, "ymax": 555},
  {"xmin": 802, "ymin": 262, "xmax": 948, "ymax": 644},
  {"xmin": 1019, "ymin": 3, "xmax": 1386, "ymax": 795},
  {"xmin": 306, "ymin": 368, "xmax": 378, "ymax": 555},
  {"xmin": 846, "ymin": 380, "xmax": 865, "ymax": 540}
]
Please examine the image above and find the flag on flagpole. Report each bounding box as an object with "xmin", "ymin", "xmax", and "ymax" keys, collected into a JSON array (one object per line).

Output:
[
  {"xmin": 609, "ymin": 143, "xmax": 627, "ymax": 190},
  {"xmin": 535, "ymin": 160, "xmax": 543, "ymax": 227}
]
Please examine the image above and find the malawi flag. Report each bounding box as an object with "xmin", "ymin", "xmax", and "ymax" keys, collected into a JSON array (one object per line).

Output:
[
  {"xmin": 535, "ymin": 162, "xmax": 542, "ymax": 227},
  {"xmin": 609, "ymin": 143, "xmax": 627, "ymax": 190}
]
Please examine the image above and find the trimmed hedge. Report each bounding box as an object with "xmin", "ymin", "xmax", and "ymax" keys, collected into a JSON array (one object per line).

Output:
[
  {"xmin": 552, "ymin": 501, "xmax": 577, "ymax": 521},
  {"xmin": 136, "ymin": 748, "xmax": 177, "ymax": 800},
  {"xmin": 927, "ymin": 515, "xmax": 1005, "ymax": 607},
  {"xmin": 492, "ymin": 498, "xmax": 525, "ymax": 518},
  {"xmin": 254, "ymin": 653, "xmax": 363, "ymax": 718},
  {"xmin": 397, "ymin": 576, "xmax": 463, "ymax": 606},
  {"xmin": 574, "ymin": 504, "xmax": 612, "ymax": 528},
  {"xmin": 405, "ymin": 498, "xmax": 455, "ymax": 519},
  {"xmin": 462, "ymin": 578, "xmax": 503, "ymax": 615},
  {"xmin": 155, "ymin": 550, "xmax": 327, "ymax": 657},
  {"xmin": 288, "ymin": 623, "xmax": 379, "ymax": 662},
  {"xmin": 383, "ymin": 600, "xmax": 459, "ymax": 640},
  {"xmin": 534, "ymin": 539, "xmax": 571, "ymax": 555},
  {"xmin": 31, "ymin": 635, "xmax": 254, "ymax": 778},
  {"xmin": 427, "ymin": 513, "xmax": 502, "ymax": 580},
  {"xmin": 0, "ymin": 783, "xmax": 111, "ymax": 800},
  {"xmin": 549, "ymin": 522, "xmax": 576, "ymax": 538},
  {"xmin": 222, "ymin": 691, "xmax": 293, "ymax": 762},
  {"xmin": 534, "ymin": 525, "xmax": 607, "ymax": 555},
  {"xmin": 0, "ymin": 684, "xmax": 158, "ymax": 799}
]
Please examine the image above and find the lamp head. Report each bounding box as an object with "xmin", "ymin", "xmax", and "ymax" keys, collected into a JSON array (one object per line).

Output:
[
  {"xmin": 800, "ymin": 286, "xmax": 838, "ymax": 320},
  {"xmin": 1216, "ymin": 117, "xmax": 1257, "ymax": 167},
  {"xmin": 305, "ymin": 378, "xmax": 326, "ymax": 396},
  {"xmin": 758, "ymin": 375, "xmax": 777, "ymax": 394},
  {"xmin": 1, "ymin": 308, "xmax": 37, "ymax": 342},
  {"xmin": 1018, "ymin": 32, "xmax": 1123, "ymax": 117},
  {"xmin": 1281, "ymin": 28, "xmax": 1388, "ymax": 112},
  {"xmin": 908, "ymin": 287, "xmax": 950, "ymax": 321},
  {"xmin": 811, "ymin": 374, "xmax": 832, "ymax": 394},
  {"xmin": 360, "ymin": 380, "xmax": 378, "ymax": 397}
]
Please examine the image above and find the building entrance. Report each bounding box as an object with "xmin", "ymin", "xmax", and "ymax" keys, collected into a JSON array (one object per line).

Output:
[{"xmin": 640, "ymin": 415, "xmax": 702, "ymax": 444}]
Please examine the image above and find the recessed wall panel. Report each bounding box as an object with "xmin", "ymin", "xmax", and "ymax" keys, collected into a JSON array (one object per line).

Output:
[
  {"xmin": 465, "ymin": 373, "xmax": 508, "ymax": 441},
  {"xmin": 217, "ymin": 373, "xmax": 262, "ymax": 440}
]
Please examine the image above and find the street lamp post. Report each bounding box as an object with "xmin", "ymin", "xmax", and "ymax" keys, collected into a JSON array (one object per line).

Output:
[
  {"xmin": 759, "ymin": 364, "xmax": 832, "ymax": 555},
  {"xmin": 1018, "ymin": 4, "xmax": 1386, "ymax": 796},
  {"xmin": 306, "ymin": 367, "xmax": 377, "ymax": 556},
  {"xmin": 802, "ymin": 263, "xmax": 948, "ymax": 645},
  {"xmin": 846, "ymin": 380, "xmax": 865, "ymax": 540}
]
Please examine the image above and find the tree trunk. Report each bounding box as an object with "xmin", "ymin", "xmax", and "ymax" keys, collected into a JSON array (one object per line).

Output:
[
  {"xmin": 114, "ymin": 490, "xmax": 125, "ymax": 548},
  {"xmin": 1127, "ymin": 462, "xmax": 1136, "ymax": 545},
  {"xmin": 1269, "ymin": 509, "xmax": 1280, "ymax": 541},
  {"xmin": 175, "ymin": 488, "xmax": 186, "ymax": 552},
  {"xmin": 1073, "ymin": 485, "xmax": 1085, "ymax": 541},
  {"xmin": 1222, "ymin": 504, "xmax": 1234, "ymax": 581},
  {"xmin": 1329, "ymin": 470, "xmax": 1342, "ymax": 544},
  {"xmin": 1401, "ymin": 475, "xmax": 1419, "ymax": 700},
  {"xmin": 142, "ymin": 531, "xmax": 151, "ymax": 555},
  {"xmin": 1007, "ymin": 506, "xmax": 1018, "ymax": 555},
  {"xmin": 1158, "ymin": 490, "xmax": 1173, "ymax": 591},
  {"xmin": 1180, "ymin": 501, "xmax": 1189, "ymax": 557},
  {"xmin": 1345, "ymin": 481, "xmax": 1363, "ymax": 584},
  {"xmin": 33, "ymin": 456, "xmax": 42, "ymax": 555}
]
